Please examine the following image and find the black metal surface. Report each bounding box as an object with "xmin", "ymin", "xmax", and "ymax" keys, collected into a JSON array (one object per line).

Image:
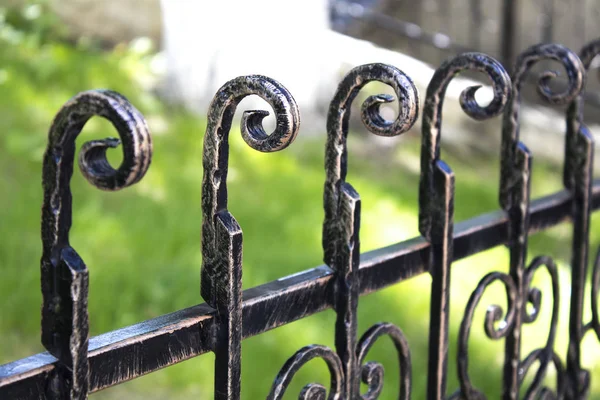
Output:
[
  {"xmin": 566, "ymin": 38, "xmax": 600, "ymax": 400},
  {"xmin": 498, "ymin": 43, "xmax": 584, "ymax": 400},
  {"xmin": 2, "ymin": 180, "xmax": 600, "ymax": 397},
  {"xmin": 420, "ymin": 52, "xmax": 511, "ymax": 400},
  {"xmin": 270, "ymin": 63, "xmax": 418, "ymax": 399},
  {"xmin": 4, "ymin": 41, "xmax": 600, "ymax": 399},
  {"xmin": 40, "ymin": 90, "xmax": 152, "ymax": 399},
  {"xmin": 201, "ymin": 75, "xmax": 300, "ymax": 400}
]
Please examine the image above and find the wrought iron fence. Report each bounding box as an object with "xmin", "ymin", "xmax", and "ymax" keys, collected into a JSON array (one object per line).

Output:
[{"xmin": 2, "ymin": 38, "xmax": 600, "ymax": 399}]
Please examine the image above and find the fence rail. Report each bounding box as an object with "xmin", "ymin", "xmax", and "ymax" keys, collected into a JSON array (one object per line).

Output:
[{"xmin": 2, "ymin": 38, "xmax": 600, "ymax": 399}]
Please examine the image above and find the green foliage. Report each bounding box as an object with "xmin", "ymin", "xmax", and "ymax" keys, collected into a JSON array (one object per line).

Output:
[{"xmin": 1, "ymin": 3, "xmax": 600, "ymax": 398}]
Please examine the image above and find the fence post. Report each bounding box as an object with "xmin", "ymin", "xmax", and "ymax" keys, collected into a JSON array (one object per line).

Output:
[
  {"xmin": 564, "ymin": 39, "xmax": 600, "ymax": 399},
  {"xmin": 499, "ymin": 43, "xmax": 584, "ymax": 399},
  {"xmin": 40, "ymin": 90, "xmax": 152, "ymax": 399},
  {"xmin": 201, "ymin": 75, "xmax": 300, "ymax": 399},
  {"xmin": 419, "ymin": 52, "xmax": 511, "ymax": 400}
]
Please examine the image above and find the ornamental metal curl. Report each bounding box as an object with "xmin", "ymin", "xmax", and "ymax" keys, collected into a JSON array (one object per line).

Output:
[
  {"xmin": 419, "ymin": 52, "xmax": 511, "ymax": 240},
  {"xmin": 419, "ymin": 52, "xmax": 511, "ymax": 400},
  {"xmin": 272, "ymin": 64, "xmax": 418, "ymax": 400},
  {"xmin": 356, "ymin": 323, "xmax": 412, "ymax": 400},
  {"xmin": 201, "ymin": 75, "xmax": 300, "ymax": 400},
  {"xmin": 498, "ymin": 43, "xmax": 583, "ymax": 400},
  {"xmin": 453, "ymin": 272, "xmax": 517, "ymax": 400},
  {"xmin": 201, "ymin": 75, "xmax": 300, "ymax": 306},
  {"xmin": 500, "ymin": 43, "xmax": 584, "ymax": 209},
  {"xmin": 267, "ymin": 345, "xmax": 344, "ymax": 400},
  {"xmin": 520, "ymin": 256, "xmax": 562, "ymax": 399},
  {"xmin": 324, "ymin": 63, "xmax": 417, "ymax": 398},
  {"xmin": 41, "ymin": 89, "xmax": 152, "ymax": 399},
  {"xmin": 519, "ymin": 349, "xmax": 566, "ymax": 400},
  {"xmin": 323, "ymin": 62, "xmax": 419, "ymax": 266}
]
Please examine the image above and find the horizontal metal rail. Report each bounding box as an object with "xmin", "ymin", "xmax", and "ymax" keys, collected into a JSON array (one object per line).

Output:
[{"xmin": 2, "ymin": 179, "xmax": 599, "ymax": 398}]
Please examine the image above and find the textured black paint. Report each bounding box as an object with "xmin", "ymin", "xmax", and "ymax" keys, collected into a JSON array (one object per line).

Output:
[
  {"xmin": 201, "ymin": 75, "xmax": 300, "ymax": 400},
  {"xmin": 499, "ymin": 43, "xmax": 584, "ymax": 400},
  {"xmin": 40, "ymin": 90, "xmax": 152, "ymax": 399},
  {"xmin": 420, "ymin": 52, "xmax": 511, "ymax": 400},
  {"xmin": 4, "ymin": 42, "xmax": 600, "ymax": 400},
  {"xmin": 270, "ymin": 63, "xmax": 417, "ymax": 399},
  {"xmin": 565, "ymin": 38, "xmax": 600, "ymax": 400}
]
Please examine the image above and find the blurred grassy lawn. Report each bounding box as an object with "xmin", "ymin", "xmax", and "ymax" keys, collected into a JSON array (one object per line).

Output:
[{"xmin": 2, "ymin": 3, "xmax": 600, "ymax": 399}]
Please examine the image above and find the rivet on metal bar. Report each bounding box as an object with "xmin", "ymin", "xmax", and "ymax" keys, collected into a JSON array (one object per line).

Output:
[
  {"xmin": 567, "ymin": 38, "xmax": 600, "ymax": 399},
  {"xmin": 201, "ymin": 75, "xmax": 300, "ymax": 400},
  {"xmin": 41, "ymin": 90, "xmax": 153, "ymax": 399},
  {"xmin": 500, "ymin": 43, "xmax": 583, "ymax": 400},
  {"xmin": 270, "ymin": 63, "xmax": 418, "ymax": 399},
  {"xmin": 418, "ymin": 52, "xmax": 511, "ymax": 400}
]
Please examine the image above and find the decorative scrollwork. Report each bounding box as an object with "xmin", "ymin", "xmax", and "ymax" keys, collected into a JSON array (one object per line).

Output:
[
  {"xmin": 40, "ymin": 89, "xmax": 153, "ymax": 399},
  {"xmin": 267, "ymin": 345, "xmax": 344, "ymax": 400},
  {"xmin": 200, "ymin": 75, "xmax": 301, "ymax": 400},
  {"xmin": 500, "ymin": 43, "xmax": 585, "ymax": 209},
  {"xmin": 201, "ymin": 75, "xmax": 300, "ymax": 305},
  {"xmin": 418, "ymin": 52, "xmax": 511, "ymax": 399},
  {"xmin": 323, "ymin": 63, "xmax": 419, "ymax": 266},
  {"xmin": 519, "ymin": 349, "xmax": 566, "ymax": 400},
  {"xmin": 42, "ymin": 89, "xmax": 153, "ymax": 263},
  {"xmin": 356, "ymin": 323, "xmax": 412, "ymax": 400},
  {"xmin": 520, "ymin": 256, "xmax": 563, "ymax": 399},
  {"xmin": 453, "ymin": 272, "xmax": 517, "ymax": 400},
  {"xmin": 419, "ymin": 52, "xmax": 511, "ymax": 239},
  {"xmin": 454, "ymin": 256, "xmax": 562, "ymax": 400}
]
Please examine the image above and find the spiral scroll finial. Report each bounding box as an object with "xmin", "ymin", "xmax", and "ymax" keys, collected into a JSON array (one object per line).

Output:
[
  {"xmin": 323, "ymin": 63, "xmax": 419, "ymax": 266},
  {"xmin": 419, "ymin": 52, "xmax": 511, "ymax": 240},
  {"xmin": 40, "ymin": 89, "xmax": 152, "ymax": 398},
  {"xmin": 42, "ymin": 90, "xmax": 152, "ymax": 259},
  {"xmin": 201, "ymin": 74, "xmax": 300, "ymax": 307},
  {"xmin": 500, "ymin": 43, "xmax": 585, "ymax": 209}
]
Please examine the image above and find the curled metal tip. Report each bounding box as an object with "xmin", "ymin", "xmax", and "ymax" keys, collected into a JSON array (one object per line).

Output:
[
  {"xmin": 327, "ymin": 62, "xmax": 420, "ymax": 142},
  {"xmin": 42, "ymin": 89, "xmax": 153, "ymax": 254},
  {"xmin": 201, "ymin": 75, "xmax": 300, "ymax": 305},
  {"xmin": 45, "ymin": 91, "xmax": 152, "ymax": 197},
  {"xmin": 323, "ymin": 62, "xmax": 419, "ymax": 266},
  {"xmin": 360, "ymin": 94, "xmax": 397, "ymax": 134},
  {"xmin": 420, "ymin": 52, "xmax": 511, "ymax": 239},
  {"xmin": 458, "ymin": 84, "xmax": 507, "ymax": 121},
  {"xmin": 514, "ymin": 43, "xmax": 584, "ymax": 106},
  {"xmin": 240, "ymin": 108, "xmax": 298, "ymax": 152}
]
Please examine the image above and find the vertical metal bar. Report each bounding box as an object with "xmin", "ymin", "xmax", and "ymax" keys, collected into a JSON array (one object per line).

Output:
[
  {"xmin": 43, "ymin": 250, "xmax": 89, "ymax": 400},
  {"xmin": 563, "ymin": 40, "xmax": 600, "ymax": 399},
  {"xmin": 564, "ymin": 103, "xmax": 593, "ymax": 400},
  {"xmin": 40, "ymin": 90, "xmax": 152, "ymax": 400},
  {"xmin": 419, "ymin": 53, "xmax": 510, "ymax": 400},
  {"xmin": 323, "ymin": 63, "xmax": 419, "ymax": 398},
  {"xmin": 501, "ymin": 0, "xmax": 518, "ymax": 70},
  {"xmin": 499, "ymin": 43, "xmax": 584, "ymax": 400},
  {"xmin": 212, "ymin": 213, "xmax": 243, "ymax": 399},
  {"xmin": 426, "ymin": 163, "xmax": 455, "ymax": 400},
  {"xmin": 201, "ymin": 75, "xmax": 300, "ymax": 400},
  {"xmin": 502, "ymin": 145, "xmax": 531, "ymax": 400},
  {"xmin": 333, "ymin": 185, "xmax": 361, "ymax": 397}
]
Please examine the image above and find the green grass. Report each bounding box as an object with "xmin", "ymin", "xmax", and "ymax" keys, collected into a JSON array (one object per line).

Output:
[{"xmin": 2, "ymin": 3, "xmax": 600, "ymax": 399}]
